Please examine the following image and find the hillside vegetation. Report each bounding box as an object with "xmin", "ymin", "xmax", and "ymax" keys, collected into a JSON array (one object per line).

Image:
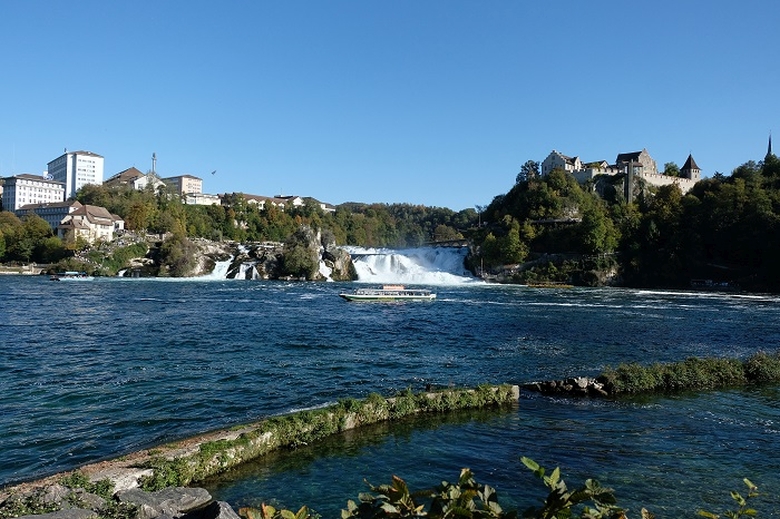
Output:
[{"xmin": 2, "ymin": 150, "xmax": 780, "ymax": 290}]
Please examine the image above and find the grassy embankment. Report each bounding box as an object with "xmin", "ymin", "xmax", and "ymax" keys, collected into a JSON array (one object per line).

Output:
[
  {"xmin": 138, "ymin": 384, "xmax": 519, "ymax": 490},
  {"xmin": 598, "ymin": 351, "xmax": 780, "ymax": 395}
]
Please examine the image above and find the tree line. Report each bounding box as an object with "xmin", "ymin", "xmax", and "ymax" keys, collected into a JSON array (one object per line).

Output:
[
  {"xmin": 0, "ymin": 182, "xmax": 477, "ymax": 268},
  {"xmin": 470, "ymin": 152, "xmax": 780, "ymax": 291},
  {"xmin": 2, "ymin": 149, "xmax": 780, "ymax": 290}
]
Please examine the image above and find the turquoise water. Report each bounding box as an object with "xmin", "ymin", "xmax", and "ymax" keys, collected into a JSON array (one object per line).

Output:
[{"xmin": 1, "ymin": 276, "xmax": 779, "ymax": 516}]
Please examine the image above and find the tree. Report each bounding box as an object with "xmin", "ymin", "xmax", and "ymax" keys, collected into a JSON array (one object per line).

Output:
[
  {"xmin": 282, "ymin": 226, "xmax": 320, "ymax": 279},
  {"xmin": 580, "ymin": 205, "xmax": 618, "ymax": 254},
  {"xmin": 158, "ymin": 234, "xmax": 198, "ymax": 277},
  {"xmin": 499, "ymin": 218, "xmax": 527, "ymax": 264},
  {"xmin": 516, "ymin": 160, "xmax": 540, "ymax": 184},
  {"xmin": 479, "ymin": 232, "xmax": 501, "ymax": 268},
  {"xmin": 663, "ymin": 162, "xmax": 680, "ymax": 177}
]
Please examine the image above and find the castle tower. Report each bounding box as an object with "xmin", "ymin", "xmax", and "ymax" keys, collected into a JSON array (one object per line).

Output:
[{"xmin": 681, "ymin": 154, "xmax": 701, "ymax": 181}]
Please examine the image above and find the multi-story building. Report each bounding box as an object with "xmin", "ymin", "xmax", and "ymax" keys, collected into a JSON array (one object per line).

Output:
[
  {"xmin": 15, "ymin": 200, "xmax": 83, "ymax": 230},
  {"xmin": 47, "ymin": 150, "xmax": 104, "ymax": 199},
  {"xmin": 164, "ymin": 174, "xmax": 202, "ymax": 195},
  {"xmin": 184, "ymin": 193, "xmax": 220, "ymax": 206},
  {"xmin": 1, "ymin": 174, "xmax": 66, "ymax": 211},
  {"xmin": 58, "ymin": 204, "xmax": 124, "ymax": 244}
]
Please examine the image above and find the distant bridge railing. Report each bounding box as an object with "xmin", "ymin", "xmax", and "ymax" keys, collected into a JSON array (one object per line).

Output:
[{"xmin": 424, "ymin": 239, "xmax": 470, "ymax": 247}]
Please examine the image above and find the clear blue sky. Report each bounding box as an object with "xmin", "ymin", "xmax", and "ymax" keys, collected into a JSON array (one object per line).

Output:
[{"xmin": 1, "ymin": 1, "xmax": 777, "ymax": 211}]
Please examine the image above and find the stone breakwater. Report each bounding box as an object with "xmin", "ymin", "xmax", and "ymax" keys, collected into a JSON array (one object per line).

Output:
[
  {"xmin": 522, "ymin": 377, "xmax": 610, "ymax": 397},
  {"xmin": 1, "ymin": 385, "xmax": 520, "ymax": 519}
]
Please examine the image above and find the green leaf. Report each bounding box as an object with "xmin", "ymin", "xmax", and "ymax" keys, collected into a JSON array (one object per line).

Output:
[{"xmin": 521, "ymin": 457, "xmax": 540, "ymax": 472}]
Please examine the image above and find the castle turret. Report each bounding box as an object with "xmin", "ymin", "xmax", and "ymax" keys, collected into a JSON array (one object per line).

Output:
[{"xmin": 681, "ymin": 154, "xmax": 700, "ymax": 182}]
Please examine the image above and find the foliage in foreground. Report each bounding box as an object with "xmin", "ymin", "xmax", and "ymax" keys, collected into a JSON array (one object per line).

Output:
[
  {"xmin": 0, "ymin": 462, "xmax": 760, "ymax": 519},
  {"xmin": 238, "ymin": 459, "xmax": 762, "ymax": 519},
  {"xmin": 598, "ymin": 352, "xmax": 780, "ymax": 395}
]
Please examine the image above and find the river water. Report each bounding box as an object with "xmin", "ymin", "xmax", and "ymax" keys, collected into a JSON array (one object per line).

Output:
[{"xmin": 1, "ymin": 252, "xmax": 779, "ymax": 517}]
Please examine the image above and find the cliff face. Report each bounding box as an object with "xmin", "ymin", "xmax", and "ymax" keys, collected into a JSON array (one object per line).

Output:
[
  {"xmin": 473, "ymin": 252, "xmax": 622, "ymax": 287},
  {"xmin": 113, "ymin": 228, "xmax": 357, "ymax": 281},
  {"xmin": 320, "ymin": 229, "xmax": 357, "ymax": 282}
]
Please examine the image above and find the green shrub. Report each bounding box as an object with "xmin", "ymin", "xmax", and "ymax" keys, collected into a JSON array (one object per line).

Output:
[
  {"xmin": 743, "ymin": 351, "xmax": 780, "ymax": 383},
  {"xmin": 599, "ymin": 354, "xmax": 774, "ymax": 395}
]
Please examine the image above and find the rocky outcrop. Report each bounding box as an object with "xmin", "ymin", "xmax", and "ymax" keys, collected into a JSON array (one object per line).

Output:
[
  {"xmin": 222, "ymin": 232, "xmax": 356, "ymax": 281},
  {"xmin": 112, "ymin": 229, "xmax": 356, "ymax": 281},
  {"xmin": 320, "ymin": 230, "xmax": 357, "ymax": 282},
  {"xmin": 522, "ymin": 377, "xmax": 610, "ymax": 397},
  {"xmin": 1, "ymin": 484, "xmax": 238, "ymax": 519}
]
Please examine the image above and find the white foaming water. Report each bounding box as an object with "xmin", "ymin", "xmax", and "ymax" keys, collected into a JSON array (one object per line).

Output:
[
  {"xmin": 200, "ymin": 258, "xmax": 234, "ymax": 280},
  {"xmin": 343, "ymin": 246, "xmax": 479, "ymax": 285}
]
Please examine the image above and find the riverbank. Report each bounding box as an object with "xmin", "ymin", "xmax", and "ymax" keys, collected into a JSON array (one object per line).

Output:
[{"xmin": 0, "ymin": 265, "xmax": 46, "ymax": 275}]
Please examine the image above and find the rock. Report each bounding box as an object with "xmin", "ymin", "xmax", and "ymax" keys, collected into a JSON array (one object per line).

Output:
[
  {"xmin": 70, "ymin": 490, "xmax": 106, "ymax": 511},
  {"xmin": 522, "ymin": 376, "xmax": 613, "ymax": 398},
  {"xmin": 181, "ymin": 501, "xmax": 241, "ymax": 519},
  {"xmin": 573, "ymin": 377, "xmax": 590, "ymax": 389},
  {"xmin": 17, "ymin": 509, "xmax": 98, "ymax": 519},
  {"xmin": 88, "ymin": 467, "xmax": 154, "ymax": 493},
  {"xmin": 39, "ymin": 484, "xmax": 72, "ymax": 507},
  {"xmin": 116, "ymin": 487, "xmax": 213, "ymax": 519}
]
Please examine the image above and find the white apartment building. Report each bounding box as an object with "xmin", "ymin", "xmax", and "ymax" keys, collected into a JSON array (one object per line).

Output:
[
  {"xmin": 47, "ymin": 150, "xmax": 104, "ymax": 199},
  {"xmin": 1, "ymin": 174, "xmax": 66, "ymax": 211},
  {"xmin": 184, "ymin": 193, "xmax": 220, "ymax": 205}
]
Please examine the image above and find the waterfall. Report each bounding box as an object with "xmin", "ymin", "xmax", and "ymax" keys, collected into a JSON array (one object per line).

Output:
[
  {"xmin": 235, "ymin": 262, "xmax": 261, "ymax": 280},
  {"xmin": 343, "ymin": 246, "xmax": 479, "ymax": 285},
  {"xmin": 201, "ymin": 258, "xmax": 233, "ymax": 280}
]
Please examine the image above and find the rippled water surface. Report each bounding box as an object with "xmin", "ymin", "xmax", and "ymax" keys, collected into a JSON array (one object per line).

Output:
[{"xmin": 2, "ymin": 276, "xmax": 779, "ymax": 516}]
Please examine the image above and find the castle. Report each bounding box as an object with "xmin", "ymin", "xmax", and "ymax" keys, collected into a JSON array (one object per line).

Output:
[{"xmin": 541, "ymin": 148, "xmax": 700, "ymax": 200}]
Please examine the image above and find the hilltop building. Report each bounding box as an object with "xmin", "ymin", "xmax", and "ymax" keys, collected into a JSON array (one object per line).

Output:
[
  {"xmin": 184, "ymin": 193, "xmax": 220, "ymax": 205},
  {"xmin": 541, "ymin": 148, "xmax": 700, "ymax": 198},
  {"xmin": 58, "ymin": 204, "xmax": 124, "ymax": 244},
  {"xmin": 47, "ymin": 150, "xmax": 104, "ymax": 199},
  {"xmin": 163, "ymin": 175, "xmax": 202, "ymax": 196},
  {"xmin": 103, "ymin": 167, "xmax": 166, "ymax": 191},
  {"xmin": 1, "ymin": 174, "xmax": 65, "ymax": 211}
]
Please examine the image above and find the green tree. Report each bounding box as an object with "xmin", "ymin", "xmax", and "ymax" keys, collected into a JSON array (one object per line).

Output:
[
  {"xmin": 516, "ymin": 159, "xmax": 540, "ymax": 183},
  {"xmin": 36, "ymin": 236, "xmax": 68, "ymax": 263},
  {"xmin": 499, "ymin": 217, "xmax": 527, "ymax": 264},
  {"xmin": 580, "ymin": 205, "xmax": 618, "ymax": 254},
  {"xmin": 480, "ymin": 232, "xmax": 501, "ymax": 268},
  {"xmin": 663, "ymin": 162, "xmax": 680, "ymax": 177},
  {"xmin": 282, "ymin": 226, "xmax": 320, "ymax": 279},
  {"xmin": 158, "ymin": 234, "xmax": 198, "ymax": 277}
]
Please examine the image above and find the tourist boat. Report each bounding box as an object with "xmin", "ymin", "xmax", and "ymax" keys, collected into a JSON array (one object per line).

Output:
[
  {"xmin": 50, "ymin": 271, "xmax": 94, "ymax": 281},
  {"xmin": 339, "ymin": 284, "xmax": 436, "ymax": 302}
]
